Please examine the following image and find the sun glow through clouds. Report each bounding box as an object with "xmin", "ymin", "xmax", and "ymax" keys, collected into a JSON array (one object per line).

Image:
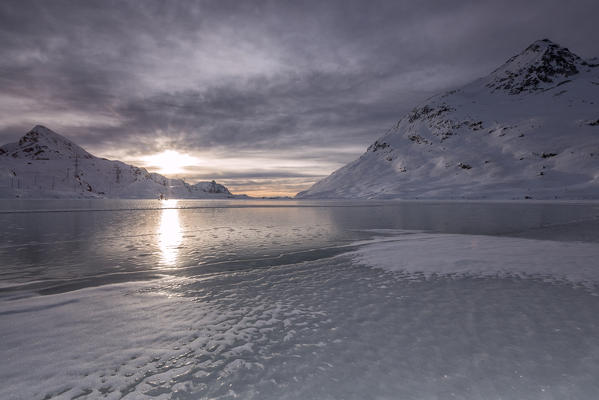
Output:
[{"xmin": 143, "ymin": 150, "xmax": 200, "ymax": 175}]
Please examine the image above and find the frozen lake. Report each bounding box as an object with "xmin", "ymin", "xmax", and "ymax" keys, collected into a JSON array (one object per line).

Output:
[{"xmin": 1, "ymin": 199, "xmax": 599, "ymax": 399}]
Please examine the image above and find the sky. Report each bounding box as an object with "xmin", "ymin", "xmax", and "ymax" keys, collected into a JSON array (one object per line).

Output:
[{"xmin": 0, "ymin": 0, "xmax": 598, "ymax": 196}]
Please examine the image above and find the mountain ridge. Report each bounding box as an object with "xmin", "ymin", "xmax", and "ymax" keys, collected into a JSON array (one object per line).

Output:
[
  {"xmin": 485, "ymin": 38, "xmax": 584, "ymax": 94},
  {"xmin": 0, "ymin": 125, "xmax": 237, "ymax": 199},
  {"xmin": 0, "ymin": 125, "xmax": 95, "ymax": 160},
  {"xmin": 297, "ymin": 39, "xmax": 599, "ymax": 200}
]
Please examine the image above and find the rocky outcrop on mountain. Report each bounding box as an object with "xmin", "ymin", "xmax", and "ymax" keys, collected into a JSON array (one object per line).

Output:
[{"xmin": 298, "ymin": 39, "xmax": 599, "ymax": 200}]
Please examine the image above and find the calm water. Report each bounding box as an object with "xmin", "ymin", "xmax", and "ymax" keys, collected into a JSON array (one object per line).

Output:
[
  {"xmin": 2, "ymin": 199, "xmax": 598, "ymax": 296},
  {"xmin": 1, "ymin": 199, "xmax": 599, "ymax": 399}
]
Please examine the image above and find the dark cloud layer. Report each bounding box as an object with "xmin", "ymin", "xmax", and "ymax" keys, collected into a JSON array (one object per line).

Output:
[{"xmin": 1, "ymin": 0, "xmax": 598, "ymax": 195}]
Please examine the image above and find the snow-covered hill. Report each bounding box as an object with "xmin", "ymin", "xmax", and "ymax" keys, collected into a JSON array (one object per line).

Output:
[
  {"xmin": 0, "ymin": 125, "xmax": 237, "ymax": 199},
  {"xmin": 297, "ymin": 39, "xmax": 599, "ymax": 200}
]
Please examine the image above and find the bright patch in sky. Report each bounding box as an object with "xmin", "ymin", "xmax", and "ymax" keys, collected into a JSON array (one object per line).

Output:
[{"xmin": 142, "ymin": 150, "xmax": 200, "ymax": 175}]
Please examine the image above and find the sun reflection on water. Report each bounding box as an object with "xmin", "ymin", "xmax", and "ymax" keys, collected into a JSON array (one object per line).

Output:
[{"xmin": 158, "ymin": 200, "xmax": 182, "ymax": 266}]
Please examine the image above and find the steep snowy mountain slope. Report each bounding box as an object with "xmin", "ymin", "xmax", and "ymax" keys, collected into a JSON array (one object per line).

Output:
[
  {"xmin": 0, "ymin": 125, "xmax": 235, "ymax": 199},
  {"xmin": 297, "ymin": 39, "xmax": 599, "ymax": 199}
]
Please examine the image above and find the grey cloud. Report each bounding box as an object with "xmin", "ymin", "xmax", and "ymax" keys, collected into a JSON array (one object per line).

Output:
[
  {"xmin": 1, "ymin": 0, "xmax": 598, "ymax": 193},
  {"xmin": 186, "ymin": 171, "xmax": 326, "ymax": 180}
]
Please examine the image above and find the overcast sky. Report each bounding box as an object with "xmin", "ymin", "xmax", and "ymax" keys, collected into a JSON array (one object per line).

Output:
[{"xmin": 1, "ymin": 0, "xmax": 597, "ymax": 196}]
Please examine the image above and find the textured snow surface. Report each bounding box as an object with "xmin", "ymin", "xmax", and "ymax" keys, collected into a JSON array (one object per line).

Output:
[
  {"xmin": 2, "ymin": 233, "xmax": 599, "ymax": 399},
  {"xmin": 351, "ymin": 231, "xmax": 599, "ymax": 287},
  {"xmin": 298, "ymin": 39, "xmax": 599, "ymax": 199},
  {"xmin": 0, "ymin": 126, "xmax": 235, "ymax": 199}
]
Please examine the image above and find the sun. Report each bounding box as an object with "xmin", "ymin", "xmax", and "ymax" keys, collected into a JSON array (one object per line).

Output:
[{"xmin": 143, "ymin": 150, "xmax": 199, "ymax": 175}]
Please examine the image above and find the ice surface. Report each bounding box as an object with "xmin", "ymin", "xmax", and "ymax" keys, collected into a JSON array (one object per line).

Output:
[
  {"xmin": 350, "ymin": 231, "xmax": 599, "ymax": 288},
  {"xmin": 2, "ymin": 235, "xmax": 599, "ymax": 399},
  {"xmin": 2, "ymin": 201, "xmax": 599, "ymax": 399}
]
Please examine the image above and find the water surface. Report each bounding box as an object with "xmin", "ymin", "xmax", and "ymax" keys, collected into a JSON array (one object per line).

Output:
[{"xmin": 1, "ymin": 199, "xmax": 599, "ymax": 399}]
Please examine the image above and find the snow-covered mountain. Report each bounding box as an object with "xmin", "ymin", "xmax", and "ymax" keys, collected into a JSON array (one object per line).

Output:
[
  {"xmin": 0, "ymin": 125, "xmax": 236, "ymax": 199},
  {"xmin": 297, "ymin": 39, "xmax": 599, "ymax": 200}
]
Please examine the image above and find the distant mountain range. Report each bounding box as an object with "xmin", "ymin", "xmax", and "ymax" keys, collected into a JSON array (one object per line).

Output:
[
  {"xmin": 297, "ymin": 39, "xmax": 599, "ymax": 200},
  {"xmin": 0, "ymin": 125, "xmax": 237, "ymax": 199}
]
